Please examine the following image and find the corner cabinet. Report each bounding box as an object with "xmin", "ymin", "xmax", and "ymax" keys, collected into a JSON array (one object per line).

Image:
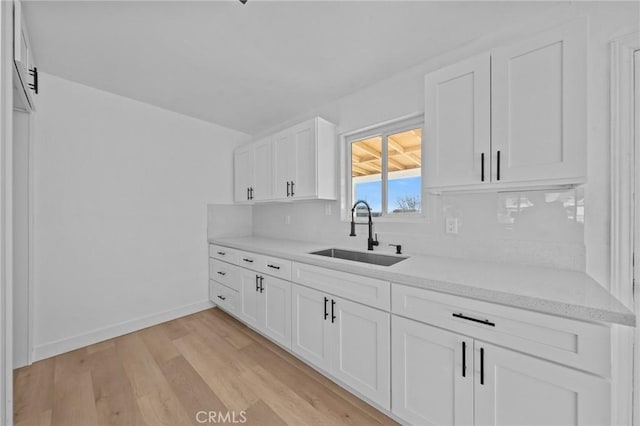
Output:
[
  {"xmin": 424, "ymin": 20, "xmax": 586, "ymax": 192},
  {"xmin": 234, "ymin": 117, "xmax": 336, "ymax": 203}
]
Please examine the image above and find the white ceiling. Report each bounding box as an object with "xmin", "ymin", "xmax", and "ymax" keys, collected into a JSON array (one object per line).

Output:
[{"xmin": 24, "ymin": 1, "xmax": 560, "ymax": 135}]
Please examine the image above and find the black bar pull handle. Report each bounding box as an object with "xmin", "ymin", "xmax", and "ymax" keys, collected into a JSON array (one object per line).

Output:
[
  {"xmin": 255, "ymin": 275, "xmax": 259, "ymax": 292},
  {"xmin": 247, "ymin": 187, "xmax": 250, "ymax": 200},
  {"xmin": 249, "ymin": 187, "xmax": 254, "ymax": 200},
  {"xmin": 259, "ymin": 276, "xmax": 264, "ymax": 293},
  {"xmin": 217, "ymin": 295, "xmax": 226, "ymax": 301},
  {"xmin": 29, "ymin": 67, "xmax": 38, "ymax": 94},
  {"xmin": 462, "ymin": 341, "xmax": 467, "ymax": 377},
  {"xmin": 290, "ymin": 181, "xmax": 295, "ymax": 196},
  {"xmin": 481, "ymin": 153, "xmax": 485, "ymax": 182},
  {"xmin": 267, "ymin": 264, "xmax": 280, "ymax": 270},
  {"xmin": 331, "ymin": 299, "xmax": 336, "ymax": 323},
  {"xmin": 496, "ymin": 150, "xmax": 501, "ymax": 181},
  {"xmin": 324, "ymin": 297, "xmax": 329, "ymax": 320},
  {"xmin": 452, "ymin": 312, "xmax": 495, "ymax": 327},
  {"xmin": 216, "ymin": 251, "xmax": 226, "ymax": 256},
  {"xmin": 286, "ymin": 181, "xmax": 290, "ymax": 197},
  {"xmin": 242, "ymin": 258, "xmax": 254, "ymax": 263},
  {"xmin": 480, "ymin": 347, "xmax": 485, "ymax": 385},
  {"xmin": 217, "ymin": 271, "xmax": 226, "ymax": 276}
]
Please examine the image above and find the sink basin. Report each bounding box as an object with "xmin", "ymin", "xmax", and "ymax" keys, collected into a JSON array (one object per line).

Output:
[{"xmin": 309, "ymin": 248, "xmax": 408, "ymax": 266}]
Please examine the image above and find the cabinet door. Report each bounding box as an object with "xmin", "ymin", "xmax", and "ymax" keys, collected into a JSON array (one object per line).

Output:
[
  {"xmin": 234, "ymin": 147, "xmax": 254, "ymax": 203},
  {"xmin": 252, "ymin": 139, "xmax": 273, "ymax": 201},
  {"xmin": 331, "ymin": 296, "xmax": 390, "ymax": 410},
  {"xmin": 491, "ymin": 21, "xmax": 586, "ymax": 184},
  {"xmin": 474, "ymin": 342, "xmax": 609, "ymax": 426},
  {"xmin": 392, "ymin": 316, "xmax": 473, "ymax": 425},
  {"xmin": 239, "ymin": 269, "xmax": 261, "ymax": 328},
  {"xmin": 290, "ymin": 120, "xmax": 317, "ymax": 198},
  {"xmin": 291, "ymin": 284, "xmax": 332, "ymax": 372},
  {"xmin": 262, "ymin": 276, "xmax": 291, "ymax": 349},
  {"xmin": 272, "ymin": 131, "xmax": 294, "ymax": 200},
  {"xmin": 424, "ymin": 53, "xmax": 491, "ymax": 189}
]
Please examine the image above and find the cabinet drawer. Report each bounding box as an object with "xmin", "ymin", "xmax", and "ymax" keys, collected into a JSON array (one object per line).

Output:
[
  {"xmin": 208, "ymin": 259, "xmax": 241, "ymax": 291},
  {"xmin": 392, "ymin": 283, "xmax": 610, "ymax": 377},
  {"xmin": 237, "ymin": 250, "xmax": 263, "ymax": 272},
  {"xmin": 257, "ymin": 255, "xmax": 292, "ymax": 280},
  {"xmin": 209, "ymin": 244, "xmax": 238, "ymax": 264},
  {"xmin": 210, "ymin": 280, "xmax": 239, "ymax": 314},
  {"xmin": 292, "ymin": 262, "xmax": 390, "ymax": 310}
]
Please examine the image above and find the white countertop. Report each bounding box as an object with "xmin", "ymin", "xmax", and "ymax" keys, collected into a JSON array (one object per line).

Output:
[{"xmin": 209, "ymin": 236, "xmax": 635, "ymax": 327}]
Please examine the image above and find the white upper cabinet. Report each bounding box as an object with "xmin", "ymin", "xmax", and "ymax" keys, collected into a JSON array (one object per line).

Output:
[
  {"xmin": 272, "ymin": 130, "xmax": 294, "ymax": 200},
  {"xmin": 233, "ymin": 145, "xmax": 255, "ymax": 203},
  {"xmin": 424, "ymin": 54, "xmax": 491, "ymax": 188},
  {"xmin": 235, "ymin": 117, "xmax": 336, "ymax": 203},
  {"xmin": 424, "ymin": 20, "xmax": 586, "ymax": 191},
  {"xmin": 13, "ymin": 0, "xmax": 37, "ymax": 112},
  {"xmin": 252, "ymin": 138, "xmax": 273, "ymax": 201},
  {"xmin": 491, "ymin": 20, "xmax": 586, "ymax": 184},
  {"xmin": 233, "ymin": 138, "xmax": 272, "ymax": 203}
]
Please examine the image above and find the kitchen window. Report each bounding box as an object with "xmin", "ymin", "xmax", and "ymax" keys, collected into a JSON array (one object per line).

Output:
[{"xmin": 346, "ymin": 115, "xmax": 423, "ymax": 218}]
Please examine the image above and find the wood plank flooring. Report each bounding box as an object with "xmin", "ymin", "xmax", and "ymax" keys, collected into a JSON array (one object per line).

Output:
[{"xmin": 14, "ymin": 308, "xmax": 397, "ymax": 426}]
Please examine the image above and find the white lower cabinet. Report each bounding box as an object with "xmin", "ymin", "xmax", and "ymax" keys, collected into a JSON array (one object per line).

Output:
[
  {"xmin": 239, "ymin": 269, "xmax": 292, "ymax": 349},
  {"xmin": 475, "ymin": 342, "xmax": 609, "ymax": 426},
  {"xmin": 239, "ymin": 269, "xmax": 262, "ymax": 328},
  {"xmin": 291, "ymin": 283, "xmax": 390, "ymax": 409},
  {"xmin": 392, "ymin": 316, "xmax": 473, "ymax": 425},
  {"xmin": 262, "ymin": 275, "xmax": 292, "ymax": 346},
  {"xmin": 392, "ymin": 316, "xmax": 610, "ymax": 426},
  {"xmin": 291, "ymin": 284, "xmax": 332, "ymax": 371}
]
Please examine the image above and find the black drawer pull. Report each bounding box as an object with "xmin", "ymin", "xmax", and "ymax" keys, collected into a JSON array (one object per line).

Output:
[
  {"xmin": 217, "ymin": 251, "xmax": 226, "ymax": 256},
  {"xmin": 217, "ymin": 295, "xmax": 226, "ymax": 301},
  {"xmin": 242, "ymin": 258, "xmax": 254, "ymax": 263},
  {"xmin": 217, "ymin": 271, "xmax": 226, "ymax": 276},
  {"xmin": 267, "ymin": 264, "xmax": 280, "ymax": 270},
  {"xmin": 331, "ymin": 299, "xmax": 336, "ymax": 323},
  {"xmin": 452, "ymin": 313, "xmax": 495, "ymax": 327}
]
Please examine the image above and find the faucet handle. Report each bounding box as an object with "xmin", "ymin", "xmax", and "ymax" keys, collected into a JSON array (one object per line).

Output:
[{"xmin": 388, "ymin": 244, "xmax": 402, "ymax": 255}]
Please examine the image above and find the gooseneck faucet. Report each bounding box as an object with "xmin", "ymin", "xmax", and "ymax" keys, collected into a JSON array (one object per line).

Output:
[{"xmin": 350, "ymin": 200, "xmax": 379, "ymax": 251}]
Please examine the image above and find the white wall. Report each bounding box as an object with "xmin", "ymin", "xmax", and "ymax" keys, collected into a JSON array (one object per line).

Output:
[
  {"xmin": 251, "ymin": 3, "xmax": 639, "ymax": 282},
  {"xmin": 31, "ymin": 73, "xmax": 248, "ymax": 360}
]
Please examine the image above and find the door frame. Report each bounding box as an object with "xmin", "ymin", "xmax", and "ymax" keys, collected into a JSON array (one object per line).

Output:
[{"xmin": 610, "ymin": 31, "xmax": 640, "ymax": 426}]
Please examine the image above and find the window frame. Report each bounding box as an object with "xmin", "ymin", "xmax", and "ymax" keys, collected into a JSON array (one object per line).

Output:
[{"xmin": 342, "ymin": 113, "xmax": 426, "ymax": 222}]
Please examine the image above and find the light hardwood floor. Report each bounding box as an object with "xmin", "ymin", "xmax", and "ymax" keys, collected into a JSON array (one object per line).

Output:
[{"xmin": 14, "ymin": 308, "xmax": 397, "ymax": 426}]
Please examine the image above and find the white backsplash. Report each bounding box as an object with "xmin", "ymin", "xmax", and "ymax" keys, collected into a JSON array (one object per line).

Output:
[{"xmin": 251, "ymin": 188, "xmax": 585, "ymax": 271}]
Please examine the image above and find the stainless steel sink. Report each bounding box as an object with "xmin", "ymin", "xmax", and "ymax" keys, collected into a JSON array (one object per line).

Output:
[{"xmin": 309, "ymin": 248, "xmax": 408, "ymax": 266}]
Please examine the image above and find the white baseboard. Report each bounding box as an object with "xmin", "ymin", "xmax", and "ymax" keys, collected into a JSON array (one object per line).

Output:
[{"xmin": 32, "ymin": 300, "xmax": 215, "ymax": 362}]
